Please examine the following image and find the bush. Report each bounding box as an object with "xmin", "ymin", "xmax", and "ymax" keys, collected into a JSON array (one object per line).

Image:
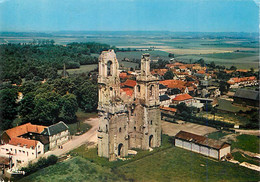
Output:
[{"xmin": 21, "ymin": 155, "xmax": 58, "ymax": 176}]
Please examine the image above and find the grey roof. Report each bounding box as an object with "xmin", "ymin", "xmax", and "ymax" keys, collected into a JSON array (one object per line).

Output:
[
  {"xmin": 159, "ymin": 84, "xmax": 167, "ymax": 89},
  {"xmin": 42, "ymin": 121, "xmax": 69, "ymax": 136},
  {"xmin": 234, "ymin": 89, "xmax": 259, "ymax": 101},
  {"xmin": 159, "ymin": 95, "xmax": 171, "ymax": 101}
]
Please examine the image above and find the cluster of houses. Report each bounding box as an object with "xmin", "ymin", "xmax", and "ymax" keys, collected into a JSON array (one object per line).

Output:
[
  {"xmin": 119, "ymin": 62, "xmax": 223, "ymax": 116},
  {"xmin": 0, "ymin": 122, "xmax": 70, "ymax": 170}
]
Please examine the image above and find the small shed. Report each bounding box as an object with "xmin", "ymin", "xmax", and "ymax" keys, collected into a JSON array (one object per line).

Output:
[{"xmin": 175, "ymin": 131, "xmax": 231, "ymax": 160}]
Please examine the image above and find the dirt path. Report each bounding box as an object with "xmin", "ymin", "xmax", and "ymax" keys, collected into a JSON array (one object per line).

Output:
[
  {"xmin": 235, "ymin": 129, "xmax": 260, "ymax": 136},
  {"xmin": 162, "ymin": 121, "xmax": 217, "ymax": 136},
  {"xmin": 43, "ymin": 117, "xmax": 99, "ymax": 157}
]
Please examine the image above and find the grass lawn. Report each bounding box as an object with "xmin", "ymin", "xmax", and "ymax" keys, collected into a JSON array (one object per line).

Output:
[
  {"xmin": 117, "ymin": 147, "xmax": 259, "ymax": 182},
  {"xmin": 58, "ymin": 64, "xmax": 98, "ymax": 75},
  {"xmin": 67, "ymin": 110, "xmax": 98, "ymax": 135},
  {"xmin": 18, "ymin": 157, "xmax": 124, "ymax": 182},
  {"xmin": 232, "ymin": 134, "xmax": 260, "ymax": 153},
  {"xmin": 18, "ymin": 134, "xmax": 259, "ymax": 182},
  {"xmin": 216, "ymin": 99, "xmax": 250, "ymax": 113},
  {"xmin": 207, "ymin": 131, "xmax": 232, "ymax": 140},
  {"xmin": 197, "ymin": 111, "xmax": 250, "ymax": 126}
]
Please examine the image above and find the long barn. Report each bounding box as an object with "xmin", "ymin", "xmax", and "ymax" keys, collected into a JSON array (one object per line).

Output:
[{"xmin": 175, "ymin": 131, "xmax": 230, "ymax": 160}]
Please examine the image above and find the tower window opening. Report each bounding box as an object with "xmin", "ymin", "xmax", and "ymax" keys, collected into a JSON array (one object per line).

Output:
[
  {"xmin": 150, "ymin": 85, "xmax": 154, "ymax": 97},
  {"xmin": 119, "ymin": 127, "xmax": 122, "ymax": 132},
  {"xmin": 107, "ymin": 61, "xmax": 112, "ymax": 76},
  {"xmin": 137, "ymin": 85, "xmax": 140, "ymax": 92}
]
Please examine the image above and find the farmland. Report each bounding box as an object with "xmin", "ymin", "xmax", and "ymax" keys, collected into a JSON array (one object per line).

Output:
[{"xmin": 1, "ymin": 31, "xmax": 259, "ymax": 69}]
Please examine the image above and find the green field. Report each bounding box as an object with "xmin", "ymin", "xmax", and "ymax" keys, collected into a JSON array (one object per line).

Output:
[
  {"xmin": 207, "ymin": 131, "xmax": 232, "ymax": 140},
  {"xmin": 231, "ymin": 134, "xmax": 260, "ymax": 153},
  {"xmin": 18, "ymin": 157, "xmax": 124, "ymax": 182},
  {"xmin": 58, "ymin": 64, "xmax": 98, "ymax": 75},
  {"xmin": 19, "ymin": 135, "xmax": 259, "ymax": 182}
]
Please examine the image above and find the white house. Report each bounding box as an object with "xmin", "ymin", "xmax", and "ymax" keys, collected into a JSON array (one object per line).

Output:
[{"xmin": 41, "ymin": 121, "xmax": 70, "ymax": 150}]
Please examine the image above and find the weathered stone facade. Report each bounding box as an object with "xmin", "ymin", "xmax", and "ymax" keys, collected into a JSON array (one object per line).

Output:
[{"xmin": 97, "ymin": 50, "xmax": 161, "ymax": 161}]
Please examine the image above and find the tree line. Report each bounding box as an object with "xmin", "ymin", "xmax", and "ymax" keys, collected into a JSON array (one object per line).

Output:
[
  {"xmin": 0, "ymin": 74, "xmax": 98, "ymax": 130},
  {"xmin": 0, "ymin": 42, "xmax": 112, "ymax": 84}
]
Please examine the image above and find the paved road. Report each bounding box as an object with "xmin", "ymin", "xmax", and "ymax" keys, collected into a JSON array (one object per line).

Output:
[{"xmin": 43, "ymin": 117, "xmax": 99, "ymax": 157}]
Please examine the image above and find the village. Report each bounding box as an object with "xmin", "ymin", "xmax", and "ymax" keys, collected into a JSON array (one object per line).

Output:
[{"xmin": 0, "ymin": 49, "xmax": 259, "ymax": 181}]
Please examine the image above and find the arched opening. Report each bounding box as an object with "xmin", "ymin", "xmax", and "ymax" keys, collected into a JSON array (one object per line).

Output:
[
  {"xmin": 107, "ymin": 61, "xmax": 112, "ymax": 76},
  {"xmin": 149, "ymin": 135, "xmax": 154, "ymax": 148},
  {"xmin": 137, "ymin": 85, "xmax": 140, "ymax": 92},
  {"xmin": 119, "ymin": 127, "xmax": 121, "ymax": 132},
  {"xmin": 150, "ymin": 85, "xmax": 154, "ymax": 97},
  {"xmin": 118, "ymin": 143, "xmax": 123, "ymax": 156},
  {"xmin": 128, "ymin": 135, "xmax": 130, "ymax": 148}
]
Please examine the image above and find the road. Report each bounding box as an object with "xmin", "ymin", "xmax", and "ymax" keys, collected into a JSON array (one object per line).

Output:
[{"xmin": 43, "ymin": 117, "xmax": 99, "ymax": 157}]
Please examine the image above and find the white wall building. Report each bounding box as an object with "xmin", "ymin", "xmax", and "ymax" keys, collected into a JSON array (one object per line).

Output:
[{"xmin": 175, "ymin": 131, "xmax": 231, "ymax": 160}]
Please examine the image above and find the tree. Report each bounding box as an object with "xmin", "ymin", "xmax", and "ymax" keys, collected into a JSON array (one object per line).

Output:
[
  {"xmin": 168, "ymin": 53, "xmax": 175, "ymax": 58},
  {"xmin": 18, "ymin": 92, "xmax": 36, "ymax": 124},
  {"xmin": 75, "ymin": 81, "xmax": 98, "ymax": 112},
  {"xmin": 33, "ymin": 92, "xmax": 62, "ymax": 125},
  {"xmin": 229, "ymin": 66, "xmax": 237, "ymax": 71},
  {"xmin": 0, "ymin": 87, "xmax": 18, "ymax": 130},
  {"xmin": 163, "ymin": 71, "xmax": 174, "ymax": 80},
  {"xmin": 59, "ymin": 94, "xmax": 78, "ymax": 123},
  {"xmin": 208, "ymin": 61, "xmax": 216, "ymax": 69}
]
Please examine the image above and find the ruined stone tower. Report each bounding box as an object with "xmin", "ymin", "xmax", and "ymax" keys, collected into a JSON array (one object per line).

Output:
[{"xmin": 97, "ymin": 50, "xmax": 161, "ymax": 161}]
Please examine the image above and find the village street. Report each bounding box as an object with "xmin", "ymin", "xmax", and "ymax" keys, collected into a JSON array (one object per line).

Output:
[{"xmin": 43, "ymin": 117, "xmax": 99, "ymax": 158}]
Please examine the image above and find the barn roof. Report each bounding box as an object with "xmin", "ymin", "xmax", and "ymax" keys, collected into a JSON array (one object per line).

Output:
[
  {"xmin": 234, "ymin": 89, "xmax": 259, "ymax": 101},
  {"xmin": 175, "ymin": 131, "xmax": 229, "ymax": 150}
]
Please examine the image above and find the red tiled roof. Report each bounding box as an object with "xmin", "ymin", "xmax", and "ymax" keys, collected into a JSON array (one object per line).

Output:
[
  {"xmin": 5, "ymin": 123, "xmax": 46, "ymax": 139},
  {"xmin": 151, "ymin": 69, "xmax": 168, "ymax": 76},
  {"xmin": 122, "ymin": 79, "xmax": 137, "ymax": 88},
  {"xmin": 9, "ymin": 137, "xmax": 38, "ymax": 149},
  {"xmin": 119, "ymin": 72, "xmax": 128, "ymax": 79},
  {"xmin": 160, "ymin": 106, "xmax": 177, "ymax": 112},
  {"xmin": 228, "ymin": 76, "xmax": 257, "ymax": 84},
  {"xmin": 237, "ymin": 69, "xmax": 248, "ymax": 72},
  {"xmin": 121, "ymin": 88, "xmax": 134, "ymax": 96},
  {"xmin": 173, "ymin": 93, "xmax": 193, "ymax": 101},
  {"xmin": 197, "ymin": 70, "xmax": 205, "ymax": 74},
  {"xmin": 188, "ymin": 86, "xmax": 194, "ymax": 91}
]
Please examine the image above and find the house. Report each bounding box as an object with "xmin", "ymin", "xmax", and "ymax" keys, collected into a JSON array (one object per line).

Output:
[
  {"xmin": 175, "ymin": 131, "xmax": 231, "ymax": 160},
  {"xmin": 0, "ymin": 122, "xmax": 70, "ymax": 169},
  {"xmin": 41, "ymin": 121, "xmax": 70, "ymax": 150},
  {"xmin": 160, "ymin": 106, "xmax": 177, "ymax": 122},
  {"xmin": 159, "ymin": 95, "xmax": 171, "ymax": 106},
  {"xmin": 227, "ymin": 76, "xmax": 257, "ymax": 88},
  {"xmin": 159, "ymin": 84, "xmax": 167, "ymax": 96},
  {"xmin": 172, "ymin": 93, "xmax": 194, "ymax": 106},
  {"xmin": 233, "ymin": 89, "xmax": 259, "ymax": 107}
]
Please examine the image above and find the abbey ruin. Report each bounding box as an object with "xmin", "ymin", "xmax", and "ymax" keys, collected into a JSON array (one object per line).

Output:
[{"xmin": 97, "ymin": 50, "xmax": 161, "ymax": 161}]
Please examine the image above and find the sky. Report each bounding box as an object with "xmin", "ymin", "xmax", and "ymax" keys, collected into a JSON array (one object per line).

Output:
[{"xmin": 0, "ymin": 0, "xmax": 259, "ymax": 32}]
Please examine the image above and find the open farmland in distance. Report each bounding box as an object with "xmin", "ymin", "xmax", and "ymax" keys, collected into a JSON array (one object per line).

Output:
[{"xmin": 1, "ymin": 31, "xmax": 259, "ymax": 69}]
